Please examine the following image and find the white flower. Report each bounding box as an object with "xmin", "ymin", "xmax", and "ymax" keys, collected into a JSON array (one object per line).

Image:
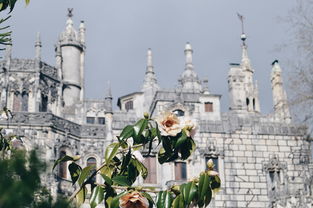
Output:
[
  {"xmin": 156, "ymin": 112, "xmax": 181, "ymax": 136},
  {"xmin": 119, "ymin": 191, "xmax": 149, "ymax": 208},
  {"xmin": 132, "ymin": 150, "xmax": 144, "ymax": 163},
  {"xmin": 180, "ymin": 117, "xmax": 197, "ymax": 137}
]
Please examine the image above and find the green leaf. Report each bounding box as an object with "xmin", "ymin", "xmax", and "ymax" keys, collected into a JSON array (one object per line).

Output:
[
  {"xmin": 112, "ymin": 175, "xmax": 131, "ymax": 186},
  {"xmin": 211, "ymin": 175, "xmax": 221, "ymax": 190},
  {"xmin": 156, "ymin": 191, "xmax": 173, "ymax": 208},
  {"xmin": 68, "ymin": 162, "xmax": 82, "ymax": 185},
  {"xmin": 76, "ymin": 186, "xmax": 87, "ymax": 205},
  {"xmin": 78, "ymin": 166, "xmax": 93, "ymax": 186},
  {"xmin": 133, "ymin": 119, "xmax": 148, "ymax": 142},
  {"xmin": 120, "ymin": 148, "xmax": 131, "ymax": 174},
  {"xmin": 105, "ymin": 142, "xmax": 120, "ymax": 163},
  {"xmin": 90, "ymin": 186, "xmax": 104, "ymax": 208},
  {"xmin": 101, "ymin": 174, "xmax": 113, "ymax": 186},
  {"xmin": 175, "ymin": 131, "xmax": 187, "ymax": 148},
  {"xmin": 131, "ymin": 158, "xmax": 148, "ymax": 179},
  {"xmin": 172, "ymin": 194, "xmax": 184, "ymax": 208},
  {"xmin": 197, "ymin": 172, "xmax": 211, "ymax": 208},
  {"xmin": 182, "ymin": 181, "xmax": 197, "ymax": 206},
  {"xmin": 25, "ymin": 0, "xmax": 30, "ymax": 5},
  {"xmin": 119, "ymin": 125, "xmax": 134, "ymax": 141},
  {"xmin": 110, "ymin": 191, "xmax": 126, "ymax": 208},
  {"xmin": 9, "ymin": 0, "xmax": 17, "ymax": 13}
]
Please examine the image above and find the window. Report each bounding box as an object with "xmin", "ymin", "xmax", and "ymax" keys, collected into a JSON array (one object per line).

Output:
[
  {"xmin": 87, "ymin": 157, "xmax": 97, "ymax": 184},
  {"xmin": 58, "ymin": 150, "xmax": 67, "ymax": 179},
  {"xmin": 40, "ymin": 94, "xmax": 48, "ymax": 112},
  {"xmin": 86, "ymin": 117, "xmax": 95, "ymax": 124},
  {"xmin": 204, "ymin": 102, "xmax": 213, "ymax": 112},
  {"xmin": 125, "ymin": 100, "xmax": 133, "ymax": 111},
  {"xmin": 246, "ymin": 98, "xmax": 249, "ymax": 107},
  {"xmin": 175, "ymin": 162, "xmax": 187, "ymax": 181},
  {"xmin": 205, "ymin": 157, "xmax": 218, "ymax": 171},
  {"xmin": 173, "ymin": 109, "xmax": 184, "ymax": 117},
  {"xmin": 21, "ymin": 92, "xmax": 28, "ymax": 112},
  {"xmin": 253, "ymin": 98, "xmax": 256, "ymax": 110},
  {"xmin": 143, "ymin": 156, "xmax": 157, "ymax": 184},
  {"xmin": 13, "ymin": 93, "xmax": 21, "ymax": 111},
  {"xmin": 98, "ymin": 117, "xmax": 105, "ymax": 125}
]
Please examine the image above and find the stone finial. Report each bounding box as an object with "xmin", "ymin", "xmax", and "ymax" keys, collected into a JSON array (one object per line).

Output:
[
  {"xmin": 184, "ymin": 42, "xmax": 193, "ymax": 67},
  {"xmin": 35, "ymin": 32, "xmax": 42, "ymax": 60},
  {"xmin": 105, "ymin": 81, "xmax": 112, "ymax": 99},
  {"xmin": 147, "ymin": 48, "xmax": 153, "ymax": 69},
  {"xmin": 79, "ymin": 20, "xmax": 86, "ymax": 45}
]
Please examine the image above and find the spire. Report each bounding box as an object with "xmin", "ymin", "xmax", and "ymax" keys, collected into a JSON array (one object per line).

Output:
[
  {"xmin": 142, "ymin": 48, "xmax": 159, "ymax": 91},
  {"xmin": 59, "ymin": 8, "xmax": 78, "ymax": 43},
  {"xmin": 35, "ymin": 32, "xmax": 42, "ymax": 60},
  {"xmin": 180, "ymin": 42, "xmax": 202, "ymax": 92},
  {"xmin": 237, "ymin": 13, "xmax": 252, "ymax": 72},
  {"xmin": 105, "ymin": 81, "xmax": 112, "ymax": 99}
]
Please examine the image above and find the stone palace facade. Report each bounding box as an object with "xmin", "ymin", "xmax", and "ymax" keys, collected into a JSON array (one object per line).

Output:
[{"xmin": 0, "ymin": 11, "xmax": 312, "ymax": 208}]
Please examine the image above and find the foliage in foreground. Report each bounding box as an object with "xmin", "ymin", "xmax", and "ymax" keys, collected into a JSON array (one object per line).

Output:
[
  {"xmin": 54, "ymin": 112, "xmax": 221, "ymax": 208},
  {"xmin": 0, "ymin": 150, "xmax": 72, "ymax": 208}
]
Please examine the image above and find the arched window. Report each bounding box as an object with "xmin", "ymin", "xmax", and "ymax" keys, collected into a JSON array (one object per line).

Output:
[
  {"xmin": 21, "ymin": 91, "xmax": 28, "ymax": 111},
  {"xmin": 125, "ymin": 100, "xmax": 133, "ymax": 111},
  {"xmin": 13, "ymin": 92, "xmax": 21, "ymax": 111},
  {"xmin": 173, "ymin": 109, "xmax": 184, "ymax": 117},
  {"xmin": 58, "ymin": 150, "xmax": 67, "ymax": 179},
  {"xmin": 87, "ymin": 157, "xmax": 97, "ymax": 184},
  {"xmin": 40, "ymin": 94, "xmax": 48, "ymax": 112}
]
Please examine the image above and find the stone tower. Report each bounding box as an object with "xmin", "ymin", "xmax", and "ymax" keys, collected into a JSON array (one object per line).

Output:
[
  {"xmin": 271, "ymin": 60, "xmax": 291, "ymax": 123},
  {"xmin": 57, "ymin": 9, "xmax": 85, "ymax": 108}
]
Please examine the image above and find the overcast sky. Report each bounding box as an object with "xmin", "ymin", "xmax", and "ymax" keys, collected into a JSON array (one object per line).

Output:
[{"xmin": 7, "ymin": 0, "xmax": 296, "ymax": 113}]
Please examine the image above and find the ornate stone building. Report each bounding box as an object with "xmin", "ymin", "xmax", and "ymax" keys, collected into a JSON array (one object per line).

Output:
[{"xmin": 0, "ymin": 11, "xmax": 312, "ymax": 208}]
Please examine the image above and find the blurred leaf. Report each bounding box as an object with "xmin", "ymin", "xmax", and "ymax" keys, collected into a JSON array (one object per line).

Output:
[
  {"xmin": 90, "ymin": 186, "xmax": 104, "ymax": 208},
  {"xmin": 109, "ymin": 191, "xmax": 126, "ymax": 208},
  {"xmin": 172, "ymin": 194, "xmax": 184, "ymax": 208},
  {"xmin": 211, "ymin": 175, "xmax": 221, "ymax": 190},
  {"xmin": 120, "ymin": 148, "xmax": 131, "ymax": 174},
  {"xmin": 131, "ymin": 158, "xmax": 148, "ymax": 179},
  {"xmin": 133, "ymin": 119, "xmax": 148, "ymax": 143},
  {"xmin": 156, "ymin": 191, "xmax": 173, "ymax": 208}
]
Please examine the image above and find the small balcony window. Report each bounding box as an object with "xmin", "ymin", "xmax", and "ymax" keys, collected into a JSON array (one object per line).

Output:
[
  {"xmin": 175, "ymin": 161, "xmax": 187, "ymax": 181},
  {"xmin": 204, "ymin": 102, "xmax": 213, "ymax": 112},
  {"xmin": 98, "ymin": 117, "xmax": 105, "ymax": 125},
  {"xmin": 86, "ymin": 117, "xmax": 95, "ymax": 124}
]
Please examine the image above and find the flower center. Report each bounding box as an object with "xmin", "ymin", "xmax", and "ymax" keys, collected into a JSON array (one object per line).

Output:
[{"xmin": 164, "ymin": 119, "xmax": 174, "ymax": 127}]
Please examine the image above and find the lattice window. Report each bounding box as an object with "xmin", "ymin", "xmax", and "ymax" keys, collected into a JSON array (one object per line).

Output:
[
  {"xmin": 86, "ymin": 117, "xmax": 95, "ymax": 124},
  {"xmin": 143, "ymin": 156, "xmax": 157, "ymax": 184},
  {"xmin": 98, "ymin": 117, "xmax": 105, "ymax": 125},
  {"xmin": 125, "ymin": 100, "xmax": 133, "ymax": 111}
]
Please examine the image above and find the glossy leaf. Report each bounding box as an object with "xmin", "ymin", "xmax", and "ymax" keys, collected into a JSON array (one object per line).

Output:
[
  {"xmin": 131, "ymin": 158, "xmax": 148, "ymax": 179},
  {"xmin": 109, "ymin": 191, "xmax": 126, "ymax": 208},
  {"xmin": 101, "ymin": 174, "xmax": 113, "ymax": 186},
  {"xmin": 172, "ymin": 194, "xmax": 184, "ymax": 208},
  {"xmin": 156, "ymin": 191, "xmax": 173, "ymax": 208},
  {"xmin": 133, "ymin": 119, "xmax": 148, "ymax": 143},
  {"xmin": 53, "ymin": 155, "xmax": 79, "ymax": 170},
  {"xmin": 119, "ymin": 125, "xmax": 134, "ymax": 141},
  {"xmin": 142, "ymin": 192, "xmax": 154, "ymax": 208},
  {"xmin": 90, "ymin": 186, "xmax": 104, "ymax": 208}
]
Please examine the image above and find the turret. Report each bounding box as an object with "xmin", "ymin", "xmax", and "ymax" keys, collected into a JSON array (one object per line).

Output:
[
  {"xmin": 228, "ymin": 63, "xmax": 246, "ymax": 111},
  {"xmin": 271, "ymin": 60, "xmax": 291, "ymax": 123},
  {"xmin": 179, "ymin": 42, "xmax": 202, "ymax": 93},
  {"xmin": 35, "ymin": 32, "xmax": 41, "ymax": 61},
  {"xmin": 58, "ymin": 9, "xmax": 85, "ymax": 107}
]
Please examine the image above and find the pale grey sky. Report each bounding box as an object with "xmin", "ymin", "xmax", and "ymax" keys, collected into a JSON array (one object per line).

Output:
[{"xmin": 8, "ymin": 0, "xmax": 296, "ymax": 113}]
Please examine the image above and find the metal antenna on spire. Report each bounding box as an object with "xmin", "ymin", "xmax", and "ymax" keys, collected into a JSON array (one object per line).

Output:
[
  {"xmin": 67, "ymin": 8, "xmax": 73, "ymax": 18},
  {"xmin": 237, "ymin": 13, "xmax": 246, "ymax": 43}
]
